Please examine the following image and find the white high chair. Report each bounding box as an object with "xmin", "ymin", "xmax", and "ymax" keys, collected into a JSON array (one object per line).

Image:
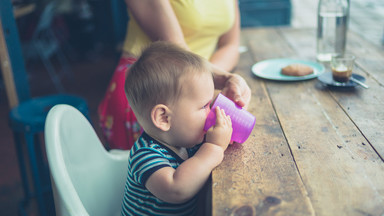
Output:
[{"xmin": 44, "ymin": 104, "xmax": 129, "ymax": 216}]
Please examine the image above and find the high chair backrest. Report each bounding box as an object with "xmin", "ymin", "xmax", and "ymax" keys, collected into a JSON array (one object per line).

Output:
[{"xmin": 45, "ymin": 104, "xmax": 129, "ymax": 216}]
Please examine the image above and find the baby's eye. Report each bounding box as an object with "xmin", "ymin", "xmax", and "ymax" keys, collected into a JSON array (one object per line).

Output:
[{"xmin": 202, "ymin": 103, "xmax": 210, "ymax": 109}]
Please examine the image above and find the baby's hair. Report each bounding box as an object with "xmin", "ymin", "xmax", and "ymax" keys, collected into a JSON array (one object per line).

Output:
[{"xmin": 125, "ymin": 41, "xmax": 212, "ymax": 123}]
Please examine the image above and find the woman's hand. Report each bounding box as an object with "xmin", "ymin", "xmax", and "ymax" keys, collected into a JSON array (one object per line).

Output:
[
  {"xmin": 221, "ymin": 73, "xmax": 251, "ymax": 109},
  {"xmin": 212, "ymin": 64, "xmax": 251, "ymax": 109}
]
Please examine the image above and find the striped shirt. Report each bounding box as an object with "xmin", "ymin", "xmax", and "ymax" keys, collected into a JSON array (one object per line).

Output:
[{"xmin": 121, "ymin": 132, "xmax": 200, "ymax": 216}]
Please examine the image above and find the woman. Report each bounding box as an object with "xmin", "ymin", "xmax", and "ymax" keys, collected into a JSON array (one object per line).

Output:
[{"xmin": 99, "ymin": 0, "xmax": 251, "ymax": 149}]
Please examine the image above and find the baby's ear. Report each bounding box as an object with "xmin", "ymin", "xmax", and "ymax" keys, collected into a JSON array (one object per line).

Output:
[{"xmin": 151, "ymin": 104, "xmax": 171, "ymax": 131}]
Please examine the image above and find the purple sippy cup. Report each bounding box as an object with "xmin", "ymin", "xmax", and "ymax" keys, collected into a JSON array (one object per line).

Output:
[{"xmin": 204, "ymin": 93, "xmax": 256, "ymax": 143}]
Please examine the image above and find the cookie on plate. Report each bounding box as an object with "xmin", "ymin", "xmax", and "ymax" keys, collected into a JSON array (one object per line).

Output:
[{"xmin": 281, "ymin": 64, "xmax": 314, "ymax": 76}]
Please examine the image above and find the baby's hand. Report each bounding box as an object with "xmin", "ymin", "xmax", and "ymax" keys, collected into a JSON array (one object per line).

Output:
[{"xmin": 205, "ymin": 107, "xmax": 233, "ymax": 151}]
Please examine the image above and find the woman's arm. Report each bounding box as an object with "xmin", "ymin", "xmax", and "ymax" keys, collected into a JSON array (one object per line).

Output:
[
  {"xmin": 209, "ymin": 1, "xmax": 250, "ymax": 108},
  {"xmin": 125, "ymin": 0, "xmax": 250, "ymax": 107},
  {"xmin": 209, "ymin": 0, "xmax": 241, "ymax": 72},
  {"xmin": 124, "ymin": 0, "xmax": 188, "ymax": 48},
  {"xmin": 125, "ymin": 0, "xmax": 240, "ymax": 70}
]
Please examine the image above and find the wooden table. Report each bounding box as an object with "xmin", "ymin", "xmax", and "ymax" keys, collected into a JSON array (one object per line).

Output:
[{"xmin": 211, "ymin": 27, "xmax": 384, "ymax": 216}]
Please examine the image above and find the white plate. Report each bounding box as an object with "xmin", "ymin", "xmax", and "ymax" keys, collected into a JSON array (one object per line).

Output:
[{"xmin": 251, "ymin": 59, "xmax": 325, "ymax": 81}]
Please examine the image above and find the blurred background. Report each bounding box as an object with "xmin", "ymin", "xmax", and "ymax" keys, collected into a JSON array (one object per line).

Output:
[{"xmin": 1, "ymin": 0, "xmax": 383, "ymax": 215}]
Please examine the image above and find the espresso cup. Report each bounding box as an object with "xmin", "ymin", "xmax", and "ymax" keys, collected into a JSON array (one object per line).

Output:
[
  {"xmin": 331, "ymin": 54, "xmax": 355, "ymax": 83},
  {"xmin": 204, "ymin": 93, "xmax": 256, "ymax": 144}
]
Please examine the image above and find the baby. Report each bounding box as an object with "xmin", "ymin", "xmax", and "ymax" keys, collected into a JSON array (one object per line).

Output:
[{"xmin": 122, "ymin": 41, "xmax": 232, "ymax": 215}]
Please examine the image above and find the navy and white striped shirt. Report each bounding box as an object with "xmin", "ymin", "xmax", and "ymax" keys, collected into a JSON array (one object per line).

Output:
[{"xmin": 121, "ymin": 132, "xmax": 200, "ymax": 216}]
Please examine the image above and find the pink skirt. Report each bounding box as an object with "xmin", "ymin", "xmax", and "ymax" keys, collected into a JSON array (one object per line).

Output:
[{"xmin": 98, "ymin": 57, "xmax": 141, "ymax": 150}]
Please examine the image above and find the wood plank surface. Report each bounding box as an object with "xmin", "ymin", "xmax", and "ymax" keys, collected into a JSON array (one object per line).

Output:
[
  {"xmin": 265, "ymin": 28, "xmax": 384, "ymax": 215},
  {"xmin": 347, "ymin": 31, "xmax": 384, "ymax": 85},
  {"xmin": 280, "ymin": 28, "xmax": 384, "ymax": 158},
  {"xmin": 212, "ymin": 28, "xmax": 384, "ymax": 216},
  {"xmin": 279, "ymin": 28, "xmax": 384, "ymax": 158},
  {"xmin": 211, "ymin": 28, "xmax": 314, "ymax": 216}
]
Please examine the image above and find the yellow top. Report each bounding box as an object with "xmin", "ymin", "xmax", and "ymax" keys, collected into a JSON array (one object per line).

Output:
[{"xmin": 123, "ymin": 0, "xmax": 235, "ymax": 60}]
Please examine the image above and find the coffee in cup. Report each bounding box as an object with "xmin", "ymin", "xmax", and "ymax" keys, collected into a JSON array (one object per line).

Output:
[
  {"xmin": 332, "ymin": 65, "xmax": 352, "ymax": 82},
  {"xmin": 331, "ymin": 54, "xmax": 355, "ymax": 83}
]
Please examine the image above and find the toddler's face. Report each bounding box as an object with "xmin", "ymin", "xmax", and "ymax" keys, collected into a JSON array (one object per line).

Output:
[{"xmin": 168, "ymin": 71, "xmax": 214, "ymax": 148}]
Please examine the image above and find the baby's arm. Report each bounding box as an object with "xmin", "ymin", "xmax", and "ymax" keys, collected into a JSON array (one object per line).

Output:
[{"xmin": 145, "ymin": 107, "xmax": 232, "ymax": 204}]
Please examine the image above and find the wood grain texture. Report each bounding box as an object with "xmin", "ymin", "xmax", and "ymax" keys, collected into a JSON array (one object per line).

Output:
[
  {"xmin": 266, "ymin": 28, "xmax": 384, "ymax": 215},
  {"xmin": 212, "ymin": 29, "xmax": 314, "ymax": 216},
  {"xmin": 280, "ymin": 28, "xmax": 384, "ymax": 159},
  {"xmin": 212, "ymin": 28, "xmax": 384, "ymax": 216}
]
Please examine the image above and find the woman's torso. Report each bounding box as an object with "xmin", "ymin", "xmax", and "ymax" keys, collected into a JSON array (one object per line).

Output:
[{"xmin": 123, "ymin": 0, "xmax": 235, "ymax": 60}]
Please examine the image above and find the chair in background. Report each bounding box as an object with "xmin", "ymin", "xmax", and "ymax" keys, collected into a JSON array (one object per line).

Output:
[
  {"xmin": 1, "ymin": 1, "xmax": 89, "ymax": 215},
  {"xmin": 44, "ymin": 104, "xmax": 129, "ymax": 216},
  {"xmin": 23, "ymin": 1, "xmax": 71, "ymax": 92}
]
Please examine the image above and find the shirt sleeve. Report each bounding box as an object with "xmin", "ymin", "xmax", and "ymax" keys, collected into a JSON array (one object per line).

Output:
[{"xmin": 130, "ymin": 148, "xmax": 171, "ymax": 186}]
